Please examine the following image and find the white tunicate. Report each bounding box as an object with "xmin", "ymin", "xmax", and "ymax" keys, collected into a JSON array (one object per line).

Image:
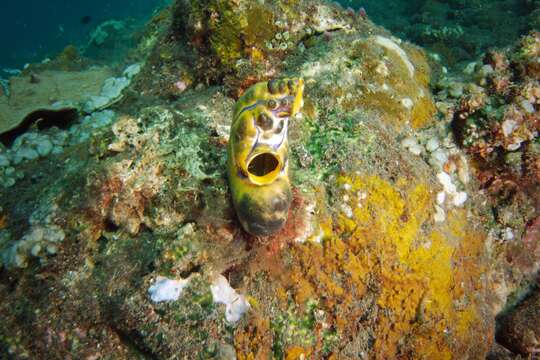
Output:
[
  {"xmin": 28, "ymin": 227, "xmax": 45, "ymax": 241},
  {"xmin": 340, "ymin": 204, "xmax": 353, "ymax": 218},
  {"xmin": 401, "ymin": 98, "xmax": 414, "ymax": 110},
  {"xmin": 501, "ymin": 119, "xmax": 517, "ymax": 137},
  {"xmin": 31, "ymin": 244, "xmax": 42, "ymax": 256},
  {"xmin": 44, "ymin": 226, "xmax": 65, "ymax": 242},
  {"xmin": 1, "ymin": 222, "xmax": 66, "ymax": 268},
  {"xmin": 436, "ymin": 191, "xmax": 446, "ymax": 205},
  {"xmin": 452, "ymin": 191, "xmax": 468, "ymax": 207},
  {"xmin": 11, "ymin": 154, "xmax": 23, "ymax": 165},
  {"xmin": 25, "ymin": 132, "xmax": 38, "ymax": 141},
  {"xmin": 463, "ymin": 62, "xmax": 477, "ymax": 75},
  {"xmin": 434, "ymin": 205, "xmax": 446, "ymax": 223},
  {"xmin": 448, "ymin": 83, "xmax": 464, "ymax": 98},
  {"xmin": 408, "ymin": 144, "xmax": 423, "ymax": 156},
  {"xmin": 52, "ymin": 132, "xmax": 68, "ymax": 145},
  {"xmin": 3, "ymin": 177, "xmax": 15, "ymax": 187},
  {"xmin": 224, "ymin": 294, "xmax": 250, "ymax": 323},
  {"xmin": 401, "ymin": 137, "xmax": 418, "ymax": 149},
  {"xmin": 83, "ymin": 64, "xmax": 133, "ymax": 112},
  {"xmin": 479, "ymin": 64, "xmax": 494, "ymax": 77},
  {"xmin": 12, "ymin": 136, "xmax": 24, "ymax": 151},
  {"xmin": 148, "ymin": 277, "xmax": 190, "ymax": 302},
  {"xmin": 78, "ymin": 132, "xmax": 90, "ymax": 143},
  {"xmin": 432, "ymin": 149, "xmax": 448, "ymax": 162},
  {"xmin": 430, "ymin": 149, "xmax": 449, "ymax": 168},
  {"xmin": 18, "ymin": 147, "xmax": 39, "ymax": 161},
  {"xmin": 425, "ymin": 138, "xmax": 440, "ymax": 152},
  {"xmin": 211, "ymin": 274, "xmax": 250, "ymax": 323},
  {"xmin": 402, "ymin": 137, "xmax": 423, "ymax": 156},
  {"xmin": 507, "ymin": 142, "xmax": 522, "ymax": 151},
  {"xmin": 46, "ymin": 244, "xmax": 58, "ymax": 254},
  {"xmin": 0, "ymin": 154, "xmax": 9, "ymax": 167},
  {"xmin": 503, "ymin": 227, "xmax": 514, "ymax": 241},
  {"xmin": 437, "ymin": 172, "xmax": 457, "ymax": 195},
  {"xmin": 520, "ymin": 99, "xmax": 535, "ymax": 114},
  {"xmin": 36, "ymin": 139, "xmax": 53, "ymax": 156}
]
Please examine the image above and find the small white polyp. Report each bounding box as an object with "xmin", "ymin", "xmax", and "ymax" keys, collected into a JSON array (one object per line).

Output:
[
  {"xmin": 148, "ymin": 276, "xmax": 190, "ymax": 303},
  {"xmin": 210, "ymin": 274, "xmax": 250, "ymax": 323}
]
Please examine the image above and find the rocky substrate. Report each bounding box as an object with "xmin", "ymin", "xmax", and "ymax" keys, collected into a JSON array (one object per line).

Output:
[{"xmin": 0, "ymin": 0, "xmax": 538, "ymax": 359}]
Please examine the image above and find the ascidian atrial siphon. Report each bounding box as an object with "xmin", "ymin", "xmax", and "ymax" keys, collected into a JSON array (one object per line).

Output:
[{"xmin": 227, "ymin": 78, "xmax": 304, "ymax": 236}]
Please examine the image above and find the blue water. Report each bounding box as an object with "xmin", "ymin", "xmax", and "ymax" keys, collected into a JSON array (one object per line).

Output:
[
  {"xmin": 342, "ymin": 0, "xmax": 534, "ymax": 65},
  {"xmin": 0, "ymin": 0, "xmax": 169, "ymax": 70},
  {"xmin": 0, "ymin": 0, "xmax": 534, "ymax": 71}
]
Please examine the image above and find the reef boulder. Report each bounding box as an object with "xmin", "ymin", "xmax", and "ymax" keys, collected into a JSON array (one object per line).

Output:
[
  {"xmin": 0, "ymin": 67, "xmax": 113, "ymax": 137},
  {"xmin": 0, "ymin": 0, "xmax": 536, "ymax": 359}
]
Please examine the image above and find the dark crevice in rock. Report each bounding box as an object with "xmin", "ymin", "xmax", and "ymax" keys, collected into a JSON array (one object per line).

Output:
[
  {"xmin": 179, "ymin": 262, "xmax": 202, "ymax": 279},
  {"xmin": 298, "ymin": 26, "xmax": 346, "ymax": 45},
  {"xmin": 104, "ymin": 218, "xmax": 120, "ymax": 233},
  {"xmin": 222, "ymin": 263, "xmax": 245, "ymax": 289},
  {"xmin": 110, "ymin": 325, "xmax": 160, "ymax": 360},
  {"xmin": 0, "ymin": 269, "xmax": 20, "ymax": 293},
  {"xmin": 495, "ymin": 282, "xmax": 540, "ymax": 357},
  {"xmin": 0, "ymin": 108, "xmax": 78, "ymax": 146}
]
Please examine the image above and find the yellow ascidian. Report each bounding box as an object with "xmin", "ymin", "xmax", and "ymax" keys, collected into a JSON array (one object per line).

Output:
[{"xmin": 227, "ymin": 78, "xmax": 304, "ymax": 236}]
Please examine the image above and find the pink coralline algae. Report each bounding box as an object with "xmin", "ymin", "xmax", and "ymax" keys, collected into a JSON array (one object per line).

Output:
[
  {"xmin": 174, "ymin": 80, "xmax": 187, "ymax": 92},
  {"xmin": 358, "ymin": 7, "xmax": 367, "ymax": 19}
]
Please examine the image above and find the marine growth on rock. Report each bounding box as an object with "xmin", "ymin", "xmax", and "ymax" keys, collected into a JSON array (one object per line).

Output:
[{"xmin": 0, "ymin": 0, "xmax": 539, "ymax": 359}]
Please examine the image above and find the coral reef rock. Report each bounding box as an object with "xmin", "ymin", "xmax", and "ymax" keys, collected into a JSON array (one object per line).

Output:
[
  {"xmin": 0, "ymin": 67, "xmax": 113, "ymax": 136},
  {"xmin": 0, "ymin": 0, "xmax": 538, "ymax": 359}
]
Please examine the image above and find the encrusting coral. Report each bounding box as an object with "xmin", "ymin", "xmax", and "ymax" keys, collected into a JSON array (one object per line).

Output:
[{"xmin": 436, "ymin": 31, "xmax": 540, "ymax": 308}]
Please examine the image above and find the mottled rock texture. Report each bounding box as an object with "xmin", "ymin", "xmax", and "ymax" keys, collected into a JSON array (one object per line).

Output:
[{"xmin": 0, "ymin": 0, "xmax": 538, "ymax": 359}]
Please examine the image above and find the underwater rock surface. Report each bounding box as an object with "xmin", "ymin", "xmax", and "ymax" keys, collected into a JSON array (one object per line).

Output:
[
  {"xmin": 0, "ymin": 0, "xmax": 538, "ymax": 359},
  {"xmin": 0, "ymin": 67, "xmax": 113, "ymax": 136}
]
